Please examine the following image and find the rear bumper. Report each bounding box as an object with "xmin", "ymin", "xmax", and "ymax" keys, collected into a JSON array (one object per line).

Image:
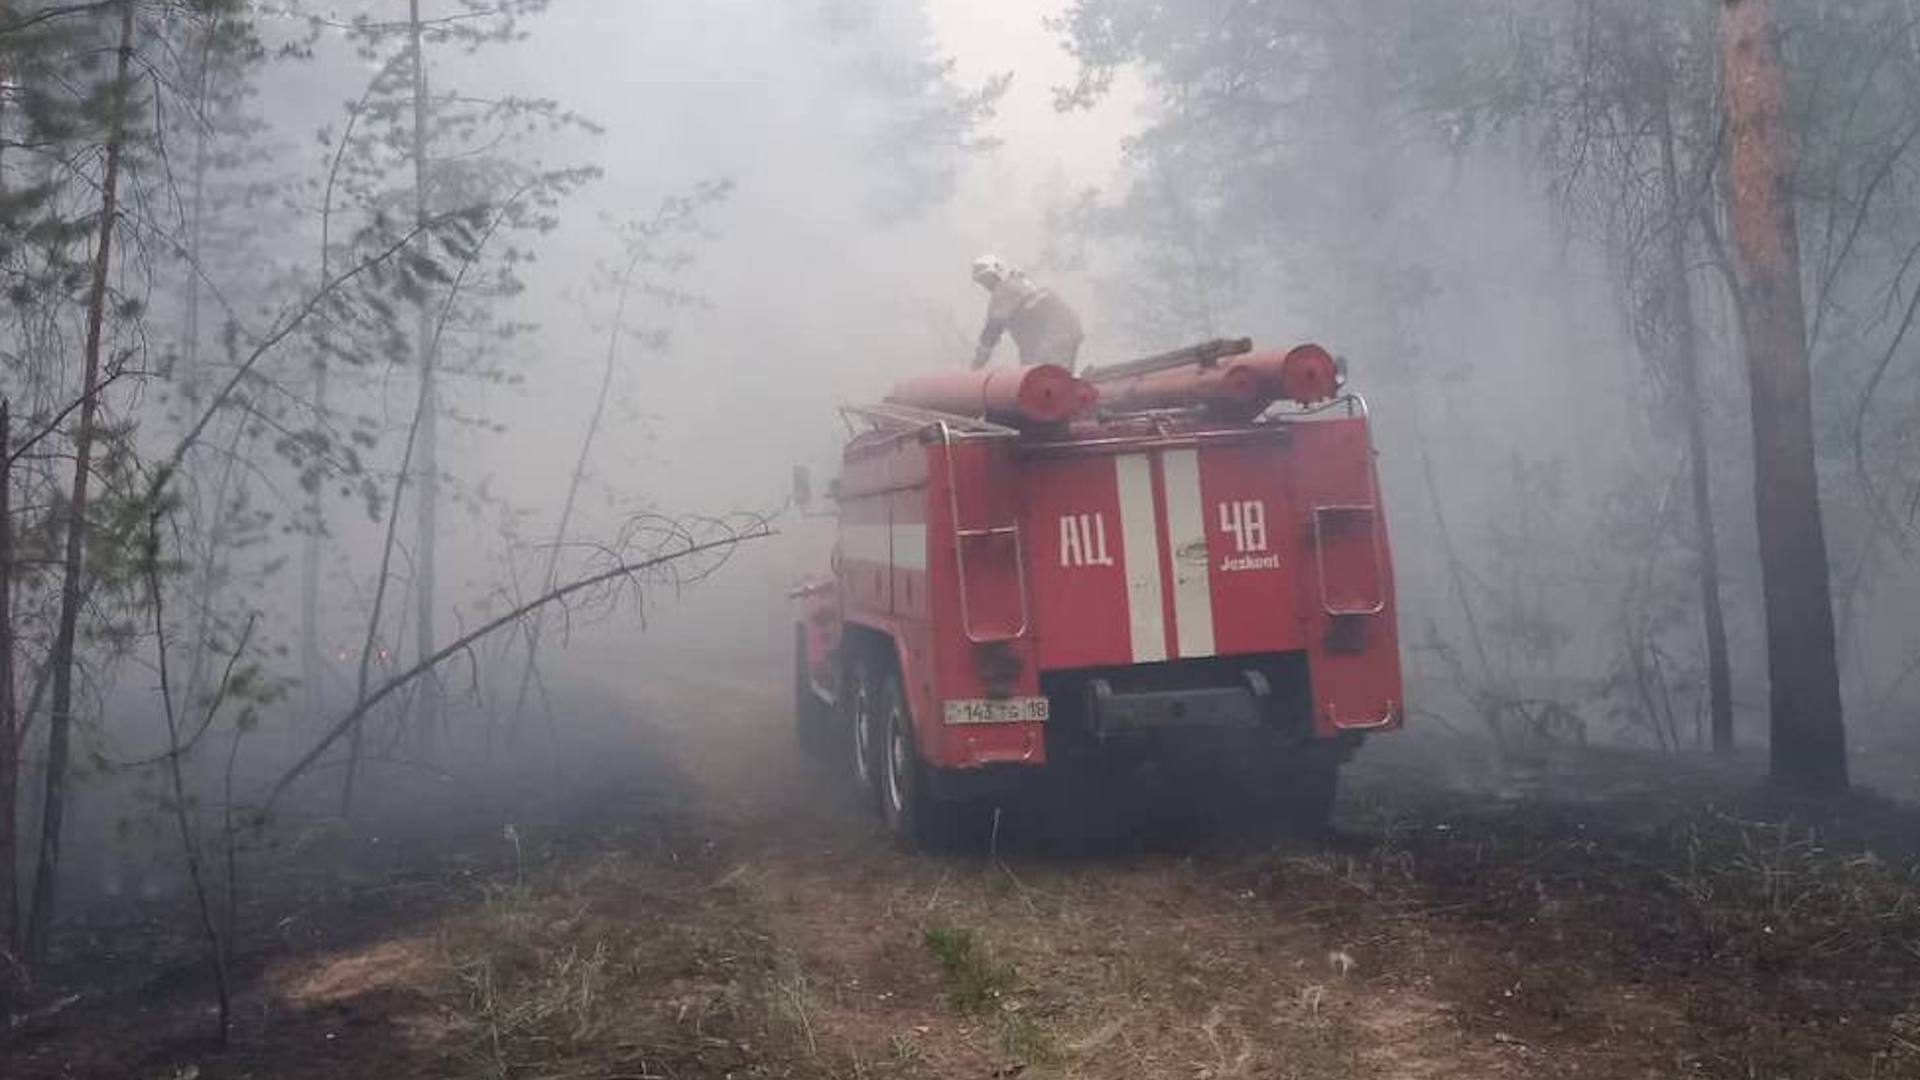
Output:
[
  {"xmin": 1086, "ymin": 676, "xmax": 1266, "ymax": 735},
  {"xmin": 1055, "ymin": 659, "xmax": 1299, "ymax": 741}
]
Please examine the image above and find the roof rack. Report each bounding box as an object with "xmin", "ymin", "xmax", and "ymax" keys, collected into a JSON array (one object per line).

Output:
[{"xmin": 838, "ymin": 401, "xmax": 1019, "ymax": 439}]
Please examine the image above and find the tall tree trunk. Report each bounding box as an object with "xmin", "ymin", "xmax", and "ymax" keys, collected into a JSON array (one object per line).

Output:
[
  {"xmin": 27, "ymin": 0, "xmax": 136, "ymax": 963},
  {"xmin": 1, "ymin": 403, "xmax": 18, "ymax": 966},
  {"xmin": 301, "ymin": 356, "xmax": 326, "ymax": 718},
  {"xmin": 0, "ymin": 52, "xmax": 17, "ymax": 978},
  {"xmin": 1654, "ymin": 64, "xmax": 1735, "ymax": 755},
  {"xmin": 408, "ymin": 0, "xmax": 441, "ymax": 757},
  {"xmin": 302, "ymin": 169, "xmax": 334, "ymax": 726},
  {"xmin": 178, "ymin": 10, "xmax": 232, "ymax": 720},
  {"xmin": 1719, "ymin": 0, "xmax": 1848, "ymax": 793},
  {"xmin": 180, "ymin": 18, "xmax": 213, "ymax": 387}
]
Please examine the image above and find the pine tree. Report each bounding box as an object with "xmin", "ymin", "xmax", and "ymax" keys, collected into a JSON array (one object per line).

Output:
[
  {"xmin": 312, "ymin": 0, "xmax": 595, "ymax": 765},
  {"xmin": 1720, "ymin": 0, "xmax": 1848, "ymax": 793}
]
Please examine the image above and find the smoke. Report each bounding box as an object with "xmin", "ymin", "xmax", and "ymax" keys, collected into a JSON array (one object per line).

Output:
[{"xmin": 16, "ymin": 0, "xmax": 1920, "ymax": 929}]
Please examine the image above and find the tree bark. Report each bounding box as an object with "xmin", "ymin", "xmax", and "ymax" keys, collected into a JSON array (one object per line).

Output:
[
  {"xmin": 1719, "ymin": 0, "xmax": 1848, "ymax": 793},
  {"xmin": 408, "ymin": 0, "xmax": 441, "ymax": 757},
  {"xmin": 1, "ymin": 403, "xmax": 18, "ymax": 963},
  {"xmin": 1653, "ymin": 62, "xmax": 1735, "ymax": 755},
  {"xmin": 0, "ymin": 68, "xmax": 17, "ymax": 982},
  {"xmin": 26, "ymin": 0, "xmax": 136, "ymax": 963}
]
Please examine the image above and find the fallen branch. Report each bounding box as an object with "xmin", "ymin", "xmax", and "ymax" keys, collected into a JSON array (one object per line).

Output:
[{"xmin": 264, "ymin": 523, "xmax": 772, "ymax": 811}]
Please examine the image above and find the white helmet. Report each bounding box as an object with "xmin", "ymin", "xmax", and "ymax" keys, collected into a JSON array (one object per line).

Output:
[{"xmin": 971, "ymin": 254, "xmax": 1010, "ymax": 286}]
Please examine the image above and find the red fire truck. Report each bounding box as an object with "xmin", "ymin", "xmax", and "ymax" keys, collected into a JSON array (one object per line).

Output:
[{"xmin": 792, "ymin": 338, "xmax": 1402, "ymax": 846}]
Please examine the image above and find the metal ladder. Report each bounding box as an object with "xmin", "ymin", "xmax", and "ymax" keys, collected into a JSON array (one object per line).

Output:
[{"xmin": 939, "ymin": 423, "xmax": 1031, "ymax": 643}]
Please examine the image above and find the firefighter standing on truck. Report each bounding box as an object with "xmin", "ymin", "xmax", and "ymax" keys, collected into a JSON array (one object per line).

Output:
[{"xmin": 970, "ymin": 255, "xmax": 1085, "ymax": 372}]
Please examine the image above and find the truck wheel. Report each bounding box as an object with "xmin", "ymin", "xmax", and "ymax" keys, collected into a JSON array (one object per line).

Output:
[
  {"xmin": 794, "ymin": 625, "xmax": 833, "ymax": 758},
  {"xmin": 879, "ymin": 670, "xmax": 940, "ymax": 849},
  {"xmin": 847, "ymin": 652, "xmax": 882, "ymax": 806}
]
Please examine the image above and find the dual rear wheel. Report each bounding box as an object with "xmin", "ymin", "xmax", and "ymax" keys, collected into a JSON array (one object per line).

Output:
[
  {"xmin": 796, "ymin": 630, "xmax": 915, "ymax": 837},
  {"xmin": 841, "ymin": 646, "xmax": 937, "ymax": 849}
]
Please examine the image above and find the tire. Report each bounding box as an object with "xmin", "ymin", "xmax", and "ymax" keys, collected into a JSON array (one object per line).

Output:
[
  {"xmin": 878, "ymin": 669, "xmax": 937, "ymax": 849},
  {"xmin": 794, "ymin": 625, "xmax": 834, "ymax": 759},
  {"xmin": 846, "ymin": 650, "xmax": 882, "ymax": 806}
]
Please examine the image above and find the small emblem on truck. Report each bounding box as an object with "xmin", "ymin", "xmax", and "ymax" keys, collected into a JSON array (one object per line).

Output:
[{"xmin": 1058, "ymin": 512, "xmax": 1115, "ymax": 568}]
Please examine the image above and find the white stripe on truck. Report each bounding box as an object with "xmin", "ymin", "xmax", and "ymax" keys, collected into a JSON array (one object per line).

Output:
[
  {"xmin": 1161, "ymin": 448, "xmax": 1218, "ymax": 658},
  {"xmin": 892, "ymin": 523, "xmax": 928, "ymax": 570},
  {"xmin": 840, "ymin": 523, "xmax": 927, "ymax": 570},
  {"xmin": 840, "ymin": 523, "xmax": 887, "ymax": 565},
  {"xmin": 1114, "ymin": 453, "xmax": 1167, "ymax": 663}
]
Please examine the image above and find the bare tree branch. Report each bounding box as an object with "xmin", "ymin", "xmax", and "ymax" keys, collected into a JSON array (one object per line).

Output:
[{"xmin": 265, "ymin": 523, "xmax": 773, "ymax": 812}]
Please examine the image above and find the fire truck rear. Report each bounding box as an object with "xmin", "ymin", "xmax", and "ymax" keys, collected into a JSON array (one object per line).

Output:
[{"xmin": 792, "ymin": 338, "xmax": 1403, "ymax": 846}]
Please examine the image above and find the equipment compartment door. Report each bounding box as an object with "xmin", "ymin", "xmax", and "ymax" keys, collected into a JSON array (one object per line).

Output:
[
  {"xmin": 1021, "ymin": 455, "xmax": 1138, "ymax": 670},
  {"xmin": 1188, "ymin": 442, "xmax": 1302, "ymax": 659}
]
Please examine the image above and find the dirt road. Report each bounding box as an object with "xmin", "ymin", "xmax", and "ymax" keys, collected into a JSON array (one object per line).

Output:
[
  {"xmin": 6, "ymin": 645, "xmax": 1915, "ymax": 1078},
  {"xmin": 614, "ymin": 659, "xmax": 1528, "ymax": 1080}
]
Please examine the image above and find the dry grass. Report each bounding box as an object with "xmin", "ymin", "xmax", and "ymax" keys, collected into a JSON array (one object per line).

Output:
[
  {"xmin": 432, "ymin": 849, "xmax": 818, "ymax": 1080},
  {"xmin": 1299, "ymin": 762, "xmax": 1920, "ymax": 1079},
  {"xmin": 392, "ymin": 745, "xmax": 1920, "ymax": 1080},
  {"xmin": 443, "ymin": 884, "xmax": 615, "ymax": 1077}
]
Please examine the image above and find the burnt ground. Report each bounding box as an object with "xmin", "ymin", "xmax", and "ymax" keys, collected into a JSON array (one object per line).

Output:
[{"xmin": 4, "ymin": 642, "xmax": 1919, "ymax": 1080}]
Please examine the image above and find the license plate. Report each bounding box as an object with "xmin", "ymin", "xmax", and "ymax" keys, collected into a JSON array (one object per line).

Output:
[{"xmin": 942, "ymin": 697, "xmax": 1050, "ymax": 725}]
